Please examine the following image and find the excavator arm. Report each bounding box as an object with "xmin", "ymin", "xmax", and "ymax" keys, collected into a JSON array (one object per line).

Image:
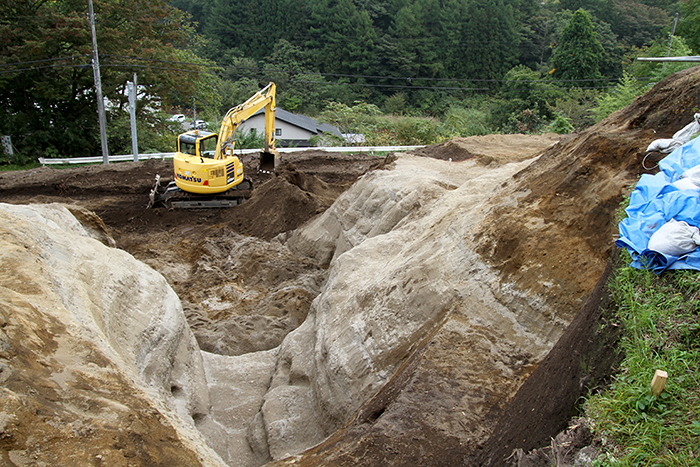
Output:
[{"xmin": 216, "ymin": 82, "xmax": 278, "ymax": 171}]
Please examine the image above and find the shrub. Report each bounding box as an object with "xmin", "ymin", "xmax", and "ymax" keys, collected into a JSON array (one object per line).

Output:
[
  {"xmin": 590, "ymin": 72, "xmax": 648, "ymax": 122},
  {"xmin": 440, "ymin": 105, "xmax": 491, "ymax": 137}
]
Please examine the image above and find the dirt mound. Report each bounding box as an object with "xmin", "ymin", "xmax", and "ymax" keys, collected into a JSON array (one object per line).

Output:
[
  {"xmin": 0, "ymin": 152, "xmax": 382, "ymax": 242},
  {"xmin": 412, "ymin": 133, "xmax": 560, "ymax": 164},
  {"xmin": 225, "ymin": 168, "xmax": 346, "ymax": 240},
  {"xmin": 262, "ymin": 66, "xmax": 700, "ymax": 467}
]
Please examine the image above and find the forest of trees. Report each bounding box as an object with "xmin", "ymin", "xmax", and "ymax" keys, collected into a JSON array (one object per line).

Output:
[{"xmin": 0, "ymin": 0, "xmax": 698, "ymax": 161}]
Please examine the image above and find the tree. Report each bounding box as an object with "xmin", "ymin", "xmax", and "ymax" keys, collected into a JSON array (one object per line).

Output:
[
  {"xmin": 677, "ymin": 0, "xmax": 700, "ymax": 54},
  {"xmin": 605, "ymin": 0, "xmax": 669, "ymax": 49},
  {"xmin": 551, "ymin": 8, "xmax": 605, "ymax": 87},
  {"xmin": 0, "ymin": 0, "xmax": 206, "ymax": 161},
  {"xmin": 390, "ymin": 0, "xmax": 445, "ymax": 78},
  {"xmin": 629, "ymin": 35, "xmax": 695, "ymax": 83},
  {"xmin": 490, "ymin": 65, "xmax": 561, "ymax": 131},
  {"xmin": 319, "ymin": 101, "xmax": 381, "ymax": 137},
  {"xmin": 558, "ymin": 0, "xmax": 614, "ymax": 22},
  {"xmin": 170, "ymin": 0, "xmax": 210, "ymax": 33},
  {"xmin": 501, "ymin": 65, "xmax": 560, "ymax": 113},
  {"xmin": 306, "ymin": 0, "xmax": 378, "ymax": 76},
  {"xmin": 592, "ymin": 17, "xmax": 625, "ymax": 79},
  {"xmin": 590, "ymin": 71, "xmax": 647, "ymax": 122},
  {"xmin": 519, "ymin": 8, "xmax": 560, "ymax": 72},
  {"xmin": 204, "ymin": 0, "xmax": 263, "ymax": 58},
  {"xmin": 458, "ymin": 0, "xmax": 520, "ymax": 82}
]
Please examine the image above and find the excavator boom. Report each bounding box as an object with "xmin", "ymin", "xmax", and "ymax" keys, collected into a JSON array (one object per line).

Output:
[{"xmin": 216, "ymin": 82, "xmax": 278, "ymax": 170}]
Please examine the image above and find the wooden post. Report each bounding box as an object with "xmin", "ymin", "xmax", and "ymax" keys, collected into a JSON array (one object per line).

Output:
[{"xmin": 650, "ymin": 369, "xmax": 668, "ymax": 396}]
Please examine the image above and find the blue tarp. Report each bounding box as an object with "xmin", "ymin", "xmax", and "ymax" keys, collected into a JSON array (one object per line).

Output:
[{"xmin": 616, "ymin": 135, "xmax": 700, "ymax": 273}]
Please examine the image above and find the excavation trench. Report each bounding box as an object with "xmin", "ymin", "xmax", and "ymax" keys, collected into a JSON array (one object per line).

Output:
[{"xmin": 1, "ymin": 66, "xmax": 700, "ymax": 467}]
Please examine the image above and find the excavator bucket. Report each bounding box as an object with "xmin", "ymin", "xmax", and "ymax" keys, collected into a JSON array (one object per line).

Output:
[{"xmin": 258, "ymin": 150, "xmax": 277, "ymax": 173}]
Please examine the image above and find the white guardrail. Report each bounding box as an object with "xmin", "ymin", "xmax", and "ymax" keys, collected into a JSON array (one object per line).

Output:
[{"xmin": 37, "ymin": 146, "xmax": 425, "ymax": 166}]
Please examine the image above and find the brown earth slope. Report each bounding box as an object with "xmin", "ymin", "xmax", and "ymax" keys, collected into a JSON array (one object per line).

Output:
[
  {"xmin": 0, "ymin": 65, "xmax": 699, "ymax": 466},
  {"xmin": 274, "ymin": 67, "xmax": 700, "ymax": 467}
]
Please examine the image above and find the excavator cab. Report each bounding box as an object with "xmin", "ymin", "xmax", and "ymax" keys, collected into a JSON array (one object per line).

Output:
[{"xmin": 177, "ymin": 130, "xmax": 218, "ymax": 158}]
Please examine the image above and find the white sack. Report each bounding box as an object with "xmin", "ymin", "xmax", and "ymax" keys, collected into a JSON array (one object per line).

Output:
[
  {"xmin": 646, "ymin": 113, "xmax": 700, "ymax": 154},
  {"xmin": 680, "ymin": 164, "xmax": 700, "ymax": 187},
  {"xmin": 647, "ymin": 138, "xmax": 678, "ymax": 154},
  {"xmin": 672, "ymin": 177, "xmax": 700, "ymax": 191},
  {"xmin": 647, "ymin": 219, "xmax": 700, "ymax": 256}
]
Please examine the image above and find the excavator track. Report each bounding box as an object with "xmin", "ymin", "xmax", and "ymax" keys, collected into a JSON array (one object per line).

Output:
[{"xmin": 148, "ymin": 176, "xmax": 253, "ymax": 209}]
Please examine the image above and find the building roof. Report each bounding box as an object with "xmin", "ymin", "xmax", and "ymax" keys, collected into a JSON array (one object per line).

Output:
[{"xmin": 250, "ymin": 108, "xmax": 342, "ymax": 137}]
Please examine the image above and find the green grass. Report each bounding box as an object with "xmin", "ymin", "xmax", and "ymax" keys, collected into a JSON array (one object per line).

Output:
[
  {"xmin": 586, "ymin": 258, "xmax": 700, "ymax": 465},
  {"xmin": 0, "ymin": 161, "xmax": 43, "ymax": 171}
]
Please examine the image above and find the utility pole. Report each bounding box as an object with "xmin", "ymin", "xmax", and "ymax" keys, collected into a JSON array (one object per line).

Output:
[
  {"xmin": 88, "ymin": 0, "xmax": 110, "ymax": 164},
  {"xmin": 662, "ymin": 13, "xmax": 680, "ymax": 74},
  {"xmin": 128, "ymin": 74, "xmax": 139, "ymax": 162},
  {"xmin": 666, "ymin": 13, "xmax": 680, "ymax": 57}
]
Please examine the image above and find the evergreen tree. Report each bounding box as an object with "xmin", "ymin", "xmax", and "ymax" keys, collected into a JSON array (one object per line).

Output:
[
  {"xmin": 204, "ymin": 0, "xmax": 265, "ymax": 58},
  {"xmin": 458, "ymin": 0, "xmax": 520, "ymax": 82},
  {"xmin": 592, "ymin": 17, "xmax": 624, "ymax": 79},
  {"xmin": 677, "ymin": 0, "xmax": 700, "ymax": 54},
  {"xmin": 170, "ymin": 0, "xmax": 209, "ymax": 33},
  {"xmin": 390, "ymin": 0, "xmax": 444, "ymax": 77},
  {"xmin": 306, "ymin": 0, "xmax": 378, "ymax": 75},
  {"xmin": 551, "ymin": 8, "xmax": 604, "ymax": 87},
  {"xmin": 558, "ymin": 0, "xmax": 614, "ymax": 21},
  {"xmin": 519, "ymin": 8, "xmax": 559, "ymax": 72},
  {"xmin": 606, "ymin": 0, "xmax": 669, "ymax": 49}
]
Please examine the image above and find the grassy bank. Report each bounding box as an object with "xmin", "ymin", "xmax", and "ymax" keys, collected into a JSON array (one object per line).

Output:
[{"xmin": 586, "ymin": 257, "xmax": 700, "ymax": 465}]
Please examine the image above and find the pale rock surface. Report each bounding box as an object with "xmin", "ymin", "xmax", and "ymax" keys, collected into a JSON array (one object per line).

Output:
[
  {"xmin": 0, "ymin": 203, "xmax": 226, "ymax": 466},
  {"xmin": 0, "ymin": 151, "xmax": 579, "ymax": 466},
  {"xmin": 200, "ymin": 349, "xmax": 279, "ymax": 466},
  {"xmin": 254, "ymin": 154, "xmax": 565, "ymax": 459}
]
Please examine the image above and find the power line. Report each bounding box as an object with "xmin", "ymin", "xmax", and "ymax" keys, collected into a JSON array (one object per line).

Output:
[
  {"xmin": 102, "ymin": 53, "xmax": 630, "ymax": 84},
  {"xmin": 0, "ymin": 54, "xmax": 651, "ymax": 92},
  {"xmin": 0, "ymin": 63, "xmax": 90, "ymax": 74},
  {"xmin": 2, "ymin": 53, "xmax": 653, "ymax": 87},
  {"xmin": 0, "ymin": 55, "xmax": 90, "ymax": 68},
  {"xmin": 101, "ymin": 64, "xmax": 204, "ymax": 73}
]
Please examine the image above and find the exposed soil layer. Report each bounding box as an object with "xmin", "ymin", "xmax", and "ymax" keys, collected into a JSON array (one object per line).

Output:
[
  {"xmin": 267, "ymin": 67, "xmax": 700, "ymax": 466},
  {"xmin": 0, "ymin": 151, "xmax": 384, "ymax": 242},
  {"xmin": 1, "ymin": 66, "xmax": 700, "ymax": 467},
  {"xmin": 0, "ymin": 151, "xmax": 392, "ymax": 357},
  {"xmin": 473, "ymin": 253, "xmax": 625, "ymax": 466}
]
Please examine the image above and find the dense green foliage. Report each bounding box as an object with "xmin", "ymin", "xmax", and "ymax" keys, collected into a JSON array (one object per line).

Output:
[
  {"xmin": 551, "ymin": 9, "xmax": 604, "ymax": 87},
  {"xmin": 0, "ymin": 0, "xmax": 216, "ymax": 163},
  {"xmin": 590, "ymin": 72, "xmax": 647, "ymax": 122},
  {"xmin": 677, "ymin": 0, "xmax": 700, "ymax": 54},
  {"xmin": 586, "ymin": 258, "xmax": 700, "ymax": 465},
  {"xmin": 2, "ymin": 0, "xmax": 699, "ymax": 163}
]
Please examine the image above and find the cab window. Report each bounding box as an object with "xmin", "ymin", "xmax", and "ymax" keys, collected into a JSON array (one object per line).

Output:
[
  {"xmin": 180, "ymin": 141, "xmax": 196, "ymax": 155},
  {"xmin": 200, "ymin": 135, "xmax": 218, "ymax": 158}
]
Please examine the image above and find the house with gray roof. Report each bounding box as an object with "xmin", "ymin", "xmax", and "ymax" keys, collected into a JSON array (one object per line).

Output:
[{"xmin": 237, "ymin": 108, "xmax": 343, "ymax": 147}]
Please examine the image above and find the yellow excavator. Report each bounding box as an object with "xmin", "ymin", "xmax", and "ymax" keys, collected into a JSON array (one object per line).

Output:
[{"xmin": 149, "ymin": 82, "xmax": 278, "ymax": 208}]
